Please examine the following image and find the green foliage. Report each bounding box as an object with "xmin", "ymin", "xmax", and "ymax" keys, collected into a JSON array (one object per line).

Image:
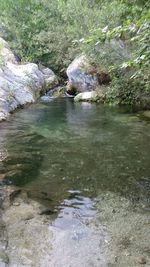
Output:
[
  {"xmin": 0, "ymin": 0, "xmax": 149, "ymax": 105},
  {"xmin": 0, "ymin": 0, "xmax": 108, "ymax": 73},
  {"xmin": 0, "ymin": 0, "xmax": 138, "ymax": 71},
  {"xmin": 77, "ymin": 1, "xmax": 150, "ymax": 105}
]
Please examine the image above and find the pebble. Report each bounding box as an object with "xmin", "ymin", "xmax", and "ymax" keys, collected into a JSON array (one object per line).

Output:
[
  {"xmin": 13, "ymin": 202, "xmax": 20, "ymax": 206},
  {"xmin": 114, "ymin": 256, "xmax": 118, "ymax": 262},
  {"xmin": 124, "ymin": 251, "xmax": 131, "ymax": 256},
  {"xmin": 112, "ymin": 209, "xmax": 116, "ymax": 213},
  {"xmin": 136, "ymin": 256, "xmax": 146, "ymax": 264}
]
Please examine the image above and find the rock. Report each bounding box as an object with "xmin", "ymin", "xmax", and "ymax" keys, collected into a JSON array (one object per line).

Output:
[
  {"xmin": 0, "ymin": 38, "xmax": 58, "ymax": 122},
  {"xmin": 40, "ymin": 95, "xmax": 53, "ymax": 103},
  {"xmin": 40, "ymin": 86, "xmax": 66, "ymax": 102},
  {"xmin": 66, "ymin": 55, "xmax": 99, "ymax": 93},
  {"xmin": 47, "ymin": 86, "xmax": 66, "ymax": 98},
  {"xmin": 135, "ymin": 93, "xmax": 150, "ymax": 109},
  {"xmin": 13, "ymin": 202, "xmax": 20, "ymax": 206},
  {"xmin": 0, "ymin": 174, "xmax": 6, "ymax": 180},
  {"xmin": 74, "ymin": 91, "xmax": 99, "ymax": 102},
  {"xmin": 1, "ymin": 196, "xmax": 53, "ymax": 266},
  {"xmin": 142, "ymin": 111, "xmax": 150, "ymax": 119},
  {"xmin": 136, "ymin": 256, "xmax": 146, "ymax": 264},
  {"xmin": 39, "ymin": 64, "xmax": 59, "ymax": 90},
  {"xmin": 65, "ymin": 91, "xmax": 75, "ymax": 98},
  {"xmin": 0, "ymin": 251, "xmax": 9, "ymax": 264},
  {"xmin": 0, "ymin": 37, "xmax": 17, "ymax": 64}
]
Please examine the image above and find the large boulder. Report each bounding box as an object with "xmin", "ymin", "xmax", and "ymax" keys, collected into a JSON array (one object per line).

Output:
[
  {"xmin": 66, "ymin": 55, "xmax": 111, "ymax": 94},
  {"xmin": 0, "ymin": 37, "xmax": 58, "ymax": 121},
  {"xmin": 66, "ymin": 55, "xmax": 99, "ymax": 93}
]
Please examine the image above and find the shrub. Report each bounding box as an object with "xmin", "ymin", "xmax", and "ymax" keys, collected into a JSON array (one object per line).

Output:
[{"xmin": 0, "ymin": 0, "xmax": 149, "ymax": 105}]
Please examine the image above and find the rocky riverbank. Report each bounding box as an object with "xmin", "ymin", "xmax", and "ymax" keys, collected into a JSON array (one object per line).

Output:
[
  {"xmin": 0, "ymin": 37, "xmax": 149, "ymax": 123},
  {"xmin": 0, "ymin": 185, "xmax": 149, "ymax": 267},
  {"xmin": 0, "ymin": 37, "xmax": 58, "ymax": 122},
  {"xmin": 0, "ymin": 186, "xmax": 54, "ymax": 266}
]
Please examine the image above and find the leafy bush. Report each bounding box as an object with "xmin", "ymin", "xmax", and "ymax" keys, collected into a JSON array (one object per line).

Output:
[
  {"xmin": 77, "ymin": 1, "xmax": 150, "ymax": 105},
  {"xmin": 0, "ymin": 0, "xmax": 137, "ymax": 71},
  {"xmin": 0, "ymin": 0, "xmax": 149, "ymax": 105},
  {"xmin": 0, "ymin": 0, "xmax": 107, "ymax": 73}
]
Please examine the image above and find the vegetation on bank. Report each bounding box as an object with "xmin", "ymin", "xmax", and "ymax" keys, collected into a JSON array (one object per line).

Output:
[{"xmin": 0, "ymin": 0, "xmax": 149, "ymax": 106}]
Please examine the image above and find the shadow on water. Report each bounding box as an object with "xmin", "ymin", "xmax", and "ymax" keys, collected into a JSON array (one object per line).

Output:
[{"xmin": 1, "ymin": 133, "xmax": 45, "ymax": 187}]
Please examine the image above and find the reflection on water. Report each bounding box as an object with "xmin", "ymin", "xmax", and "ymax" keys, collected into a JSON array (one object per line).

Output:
[{"xmin": 0, "ymin": 99, "xmax": 150, "ymax": 266}]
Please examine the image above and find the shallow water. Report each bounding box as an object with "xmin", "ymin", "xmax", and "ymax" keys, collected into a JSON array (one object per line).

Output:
[{"xmin": 0, "ymin": 99, "xmax": 150, "ymax": 266}]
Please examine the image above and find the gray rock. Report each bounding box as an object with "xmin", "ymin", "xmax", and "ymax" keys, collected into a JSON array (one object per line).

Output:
[
  {"xmin": 74, "ymin": 91, "xmax": 99, "ymax": 102},
  {"xmin": 47, "ymin": 86, "xmax": 66, "ymax": 98},
  {"xmin": 0, "ymin": 38, "xmax": 58, "ymax": 122},
  {"xmin": 40, "ymin": 95, "xmax": 53, "ymax": 103},
  {"xmin": 40, "ymin": 86, "xmax": 66, "ymax": 102},
  {"xmin": 0, "ymin": 251, "xmax": 9, "ymax": 264},
  {"xmin": 0, "ymin": 37, "xmax": 17, "ymax": 64},
  {"xmin": 66, "ymin": 55, "xmax": 99, "ymax": 93},
  {"xmin": 142, "ymin": 111, "xmax": 150, "ymax": 119}
]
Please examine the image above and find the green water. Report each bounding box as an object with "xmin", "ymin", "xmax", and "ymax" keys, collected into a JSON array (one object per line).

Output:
[
  {"xmin": 1, "ymin": 99, "xmax": 149, "ymax": 204},
  {"xmin": 0, "ymin": 99, "xmax": 150, "ymax": 266}
]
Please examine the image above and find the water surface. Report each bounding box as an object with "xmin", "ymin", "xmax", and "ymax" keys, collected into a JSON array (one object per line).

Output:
[{"xmin": 0, "ymin": 99, "xmax": 150, "ymax": 266}]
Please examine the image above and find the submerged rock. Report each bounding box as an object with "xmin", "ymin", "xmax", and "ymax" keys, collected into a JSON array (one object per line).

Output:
[
  {"xmin": 136, "ymin": 256, "xmax": 146, "ymax": 264},
  {"xmin": 0, "ymin": 37, "xmax": 58, "ymax": 122},
  {"xmin": 1, "ymin": 192, "xmax": 53, "ymax": 267}
]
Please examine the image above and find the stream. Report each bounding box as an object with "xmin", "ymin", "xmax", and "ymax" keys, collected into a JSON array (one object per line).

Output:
[{"xmin": 0, "ymin": 98, "xmax": 150, "ymax": 267}]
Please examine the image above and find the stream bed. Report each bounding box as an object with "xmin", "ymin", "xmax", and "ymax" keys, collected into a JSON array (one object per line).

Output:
[{"xmin": 0, "ymin": 99, "xmax": 150, "ymax": 267}]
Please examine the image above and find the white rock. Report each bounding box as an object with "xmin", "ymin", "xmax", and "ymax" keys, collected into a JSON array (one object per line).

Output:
[
  {"xmin": 0, "ymin": 37, "xmax": 17, "ymax": 63},
  {"xmin": 74, "ymin": 91, "xmax": 99, "ymax": 102},
  {"xmin": 0, "ymin": 38, "xmax": 58, "ymax": 121}
]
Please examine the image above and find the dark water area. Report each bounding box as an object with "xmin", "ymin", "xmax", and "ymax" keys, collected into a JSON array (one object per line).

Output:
[{"xmin": 0, "ymin": 99, "xmax": 150, "ymax": 266}]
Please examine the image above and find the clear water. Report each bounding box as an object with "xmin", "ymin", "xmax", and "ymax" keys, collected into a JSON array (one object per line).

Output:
[{"xmin": 0, "ymin": 99, "xmax": 150, "ymax": 266}]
